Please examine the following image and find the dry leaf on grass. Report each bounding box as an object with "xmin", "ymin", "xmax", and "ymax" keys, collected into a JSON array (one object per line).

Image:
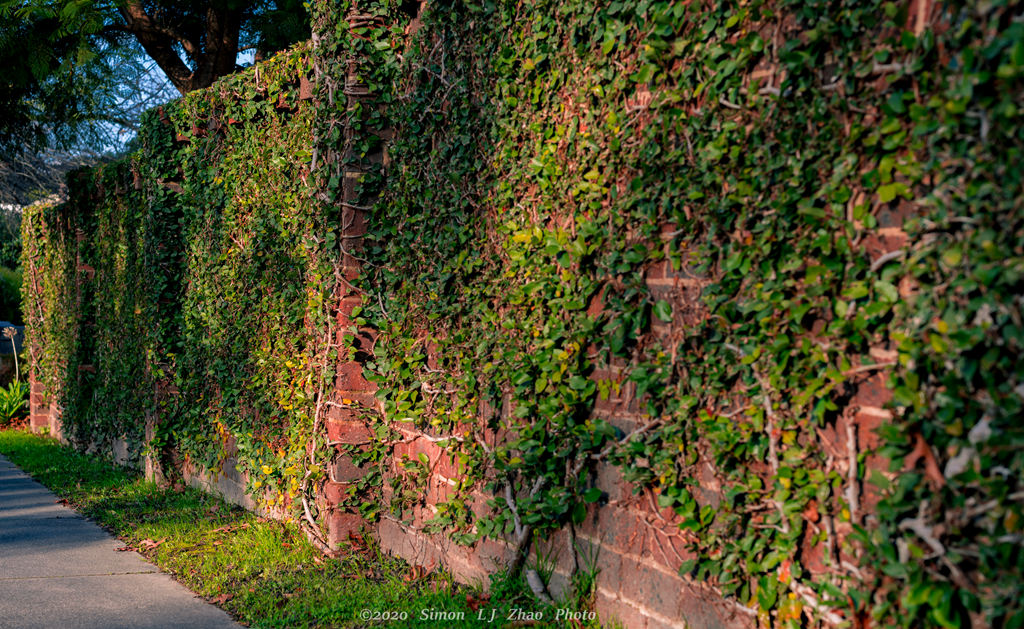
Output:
[
  {"xmin": 466, "ymin": 593, "xmax": 490, "ymax": 611},
  {"xmin": 138, "ymin": 538, "xmax": 163, "ymax": 551},
  {"xmin": 404, "ymin": 565, "xmax": 427, "ymax": 582}
]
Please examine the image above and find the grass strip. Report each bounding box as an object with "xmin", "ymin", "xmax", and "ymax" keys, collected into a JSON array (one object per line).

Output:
[{"xmin": 0, "ymin": 429, "xmax": 577, "ymax": 628}]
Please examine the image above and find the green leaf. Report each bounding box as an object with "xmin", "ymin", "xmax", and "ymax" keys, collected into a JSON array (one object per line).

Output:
[
  {"xmin": 654, "ymin": 300, "xmax": 673, "ymax": 323},
  {"xmin": 877, "ymin": 182, "xmax": 908, "ymax": 203},
  {"xmin": 572, "ymin": 502, "xmax": 587, "ymax": 524},
  {"xmin": 874, "ymin": 280, "xmax": 899, "ymax": 303}
]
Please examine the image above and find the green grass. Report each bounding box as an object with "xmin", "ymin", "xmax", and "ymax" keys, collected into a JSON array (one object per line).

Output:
[{"xmin": 0, "ymin": 429, "xmax": 586, "ymax": 628}]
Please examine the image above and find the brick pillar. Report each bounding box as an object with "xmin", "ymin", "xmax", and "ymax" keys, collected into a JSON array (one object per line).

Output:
[
  {"xmin": 28, "ymin": 372, "xmax": 49, "ymax": 432},
  {"xmin": 323, "ymin": 14, "xmax": 386, "ymax": 548}
]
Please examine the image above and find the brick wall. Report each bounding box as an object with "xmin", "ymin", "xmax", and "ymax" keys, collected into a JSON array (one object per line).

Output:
[
  {"xmin": 28, "ymin": 372, "xmax": 62, "ymax": 439},
  {"xmin": 313, "ymin": 222, "xmax": 907, "ymax": 628},
  {"xmin": 301, "ymin": 24, "xmax": 893, "ymax": 629},
  {"xmin": 22, "ymin": 9, "xmax": 919, "ymax": 627},
  {"xmin": 309, "ymin": 9, "xmax": 913, "ymax": 628}
]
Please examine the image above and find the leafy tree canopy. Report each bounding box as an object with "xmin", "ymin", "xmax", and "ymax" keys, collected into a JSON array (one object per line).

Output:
[{"xmin": 0, "ymin": 0, "xmax": 310, "ymax": 157}]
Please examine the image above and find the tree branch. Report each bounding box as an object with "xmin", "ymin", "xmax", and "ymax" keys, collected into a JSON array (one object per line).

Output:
[{"xmin": 117, "ymin": 1, "xmax": 196, "ymax": 94}]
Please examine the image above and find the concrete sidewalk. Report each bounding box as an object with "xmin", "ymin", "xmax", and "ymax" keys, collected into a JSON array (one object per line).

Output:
[{"xmin": 0, "ymin": 454, "xmax": 241, "ymax": 629}]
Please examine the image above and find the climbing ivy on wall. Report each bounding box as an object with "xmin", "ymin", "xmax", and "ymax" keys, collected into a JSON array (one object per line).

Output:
[
  {"xmin": 321, "ymin": 0, "xmax": 1024, "ymax": 626},
  {"xmin": 165, "ymin": 47, "xmax": 332, "ymax": 514},
  {"xmin": 20, "ymin": 0, "xmax": 1024, "ymax": 625},
  {"xmin": 20, "ymin": 46, "xmax": 342, "ymax": 540}
]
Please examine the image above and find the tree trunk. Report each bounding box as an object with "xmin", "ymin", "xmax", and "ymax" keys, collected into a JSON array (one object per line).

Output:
[{"xmin": 117, "ymin": 1, "xmax": 243, "ymax": 94}]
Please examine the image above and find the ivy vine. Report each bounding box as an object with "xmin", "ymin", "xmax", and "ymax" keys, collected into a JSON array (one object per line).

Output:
[{"xmin": 20, "ymin": 0, "xmax": 1024, "ymax": 626}]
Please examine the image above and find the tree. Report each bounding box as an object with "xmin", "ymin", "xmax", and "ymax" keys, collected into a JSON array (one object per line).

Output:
[
  {"xmin": 1, "ymin": 1, "xmax": 309, "ymax": 269},
  {"xmin": 4, "ymin": 1, "xmax": 310, "ymax": 95},
  {"xmin": 0, "ymin": 0, "xmax": 310, "ymax": 156}
]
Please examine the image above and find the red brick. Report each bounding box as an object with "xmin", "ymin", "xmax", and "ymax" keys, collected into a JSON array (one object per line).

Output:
[
  {"xmin": 620, "ymin": 557, "xmax": 704, "ymax": 627},
  {"xmin": 340, "ymin": 263, "xmax": 361, "ymax": 281},
  {"xmin": 299, "ymin": 75, "xmax": 313, "ymax": 100},
  {"xmin": 330, "ymin": 456, "xmax": 367, "ymax": 483},
  {"xmin": 326, "ymin": 419, "xmax": 371, "ymax": 444},
  {"xmin": 583, "ymin": 504, "xmax": 643, "ymax": 554},
  {"xmin": 327, "ymin": 405, "xmax": 360, "ymax": 423},
  {"xmin": 899, "ymin": 275, "xmax": 918, "ymax": 298},
  {"xmin": 594, "ymin": 462, "xmax": 628, "ymax": 502},
  {"xmin": 336, "ymin": 296, "xmax": 362, "ymax": 321},
  {"xmin": 594, "ymin": 597, "xmax": 648, "ymax": 629},
  {"xmin": 331, "ymin": 391, "xmax": 377, "ymax": 407},
  {"xmin": 679, "ymin": 595, "xmax": 755, "ymax": 629},
  {"xmin": 587, "ymin": 290, "xmax": 605, "ymax": 317},
  {"xmin": 593, "ymin": 391, "xmax": 639, "ymax": 417},
  {"xmin": 323, "ymin": 481, "xmax": 347, "ymax": 504},
  {"xmin": 341, "ymin": 206, "xmax": 369, "ymax": 237},
  {"xmin": 391, "ymin": 441, "xmax": 409, "ymax": 460},
  {"xmin": 694, "ymin": 462, "xmax": 724, "ymax": 509},
  {"xmin": 406, "ymin": 436, "xmax": 442, "ymax": 465},
  {"xmin": 646, "ymin": 616, "xmax": 682, "ymax": 629},
  {"xmin": 860, "ymin": 230, "xmax": 908, "ymax": 260},
  {"xmin": 351, "ymin": 329, "xmax": 378, "ymax": 355},
  {"xmin": 645, "ymin": 260, "xmax": 671, "ymax": 282},
  {"xmin": 327, "ymin": 510, "xmax": 365, "ymax": 548},
  {"xmin": 341, "ymin": 172, "xmax": 361, "ymax": 203},
  {"xmin": 470, "ymin": 537, "xmax": 511, "ymax": 573},
  {"xmin": 648, "ymin": 527, "xmax": 695, "ymax": 574},
  {"xmin": 801, "ymin": 522, "xmax": 829, "ymax": 576},
  {"xmin": 434, "ymin": 451, "xmax": 461, "ymax": 479},
  {"xmin": 425, "ymin": 476, "xmax": 455, "ymax": 505},
  {"xmin": 379, "ymin": 477, "xmax": 395, "ymax": 506},
  {"xmin": 468, "ymin": 490, "xmax": 493, "ymax": 520},
  {"xmin": 875, "ymin": 198, "xmax": 919, "ymax": 229},
  {"xmin": 852, "ymin": 372, "xmax": 890, "ymax": 408},
  {"xmin": 854, "ymin": 410, "xmax": 887, "ymax": 451},
  {"xmin": 335, "ymin": 360, "xmax": 372, "ymax": 391},
  {"xmin": 424, "ymin": 340, "xmax": 440, "ymax": 371},
  {"xmin": 574, "ymin": 540, "xmax": 620, "ymax": 593}
]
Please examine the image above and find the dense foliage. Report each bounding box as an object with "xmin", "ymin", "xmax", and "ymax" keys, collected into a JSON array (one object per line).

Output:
[
  {"xmin": 20, "ymin": 44, "xmax": 338, "ymax": 537},
  {"xmin": 21, "ymin": 0, "xmax": 1024, "ymax": 626},
  {"xmin": 327, "ymin": 0, "xmax": 1024, "ymax": 626},
  {"xmin": 0, "ymin": 0, "xmax": 307, "ymax": 161}
]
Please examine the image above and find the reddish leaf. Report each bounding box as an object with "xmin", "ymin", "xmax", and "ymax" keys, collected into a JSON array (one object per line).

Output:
[{"xmin": 466, "ymin": 593, "xmax": 490, "ymax": 611}]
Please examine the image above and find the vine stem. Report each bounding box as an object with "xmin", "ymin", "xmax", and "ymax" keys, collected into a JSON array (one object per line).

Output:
[
  {"xmin": 790, "ymin": 582, "xmax": 846, "ymax": 626},
  {"xmin": 723, "ymin": 343, "xmax": 790, "ymax": 534},
  {"xmin": 504, "ymin": 475, "xmax": 547, "ymax": 580},
  {"xmin": 846, "ymin": 420, "xmax": 860, "ymax": 526},
  {"xmin": 754, "ymin": 371, "xmax": 790, "ymax": 535},
  {"xmin": 582, "ymin": 415, "xmax": 664, "ymax": 475}
]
